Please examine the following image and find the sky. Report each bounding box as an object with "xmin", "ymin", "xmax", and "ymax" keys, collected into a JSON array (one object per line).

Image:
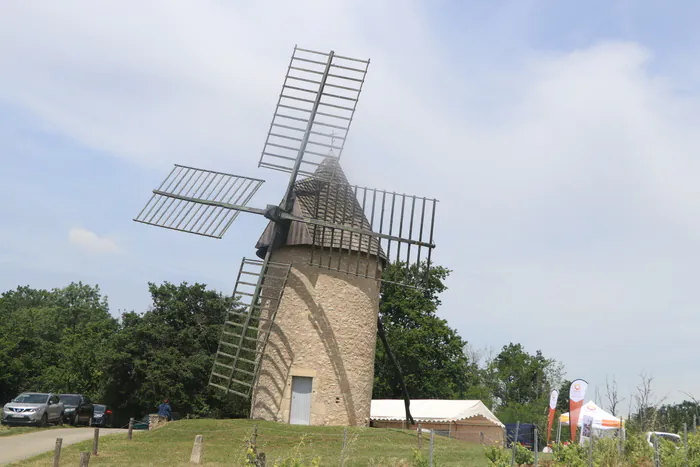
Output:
[{"xmin": 2, "ymin": 0, "xmax": 700, "ymax": 411}]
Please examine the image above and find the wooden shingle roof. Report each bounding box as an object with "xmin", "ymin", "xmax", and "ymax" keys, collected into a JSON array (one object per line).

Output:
[{"xmin": 255, "ymin": 158, "xmax": 386, "ymax": 261}]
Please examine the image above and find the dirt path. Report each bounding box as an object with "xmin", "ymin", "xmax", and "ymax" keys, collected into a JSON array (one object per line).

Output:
[{"xmin": 0, "ymin": 427, "xmax": 127, "ymax": 465}]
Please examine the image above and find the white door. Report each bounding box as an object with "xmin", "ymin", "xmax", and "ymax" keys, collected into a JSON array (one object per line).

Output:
[{"xmin": 289, "ymin": 376, "xmax": 312, "ymax": 425}]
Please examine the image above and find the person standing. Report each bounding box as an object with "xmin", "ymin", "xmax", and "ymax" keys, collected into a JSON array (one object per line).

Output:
[{"xmin": 157, "ymin": 399, "xmax": 172, "ymax": 426}]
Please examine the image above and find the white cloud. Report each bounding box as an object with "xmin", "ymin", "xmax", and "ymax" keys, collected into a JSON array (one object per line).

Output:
[{"xmin": 68, "ymin": 228, "xmax": 118, "ymax": 253}]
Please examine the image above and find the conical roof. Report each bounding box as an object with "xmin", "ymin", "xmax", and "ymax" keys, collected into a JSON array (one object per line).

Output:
[{"xmin": 255, "ymin": 158, "xmax": 386, "ymax": 261}]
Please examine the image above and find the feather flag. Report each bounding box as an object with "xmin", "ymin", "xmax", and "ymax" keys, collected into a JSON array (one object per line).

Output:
[
  {"xmin": 547, "ymin": 389, "xmax": 559, "ymax": 444},
  {"xmin": 569, "ymin": 379, "xmax": 588, "ymax": 442}
]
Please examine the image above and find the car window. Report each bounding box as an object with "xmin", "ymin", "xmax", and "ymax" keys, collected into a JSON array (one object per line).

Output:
[
  {"xmin": 59, "ymin": 395, "xmax": 81, "ymax": 406},
  {"xmin": 94, "ymin": 404, "xmax": 107, "ymax": 412},
  {"xmin": 50, "ymin": 396, "xmax": 59, "ymax": 404},
  {"xmin": 84, "ymin": 396, "xmax": 91, "ymax": 404},
  {"xmin": 14, "ymin": 393, "xmax": 50, "ymax": 404}
]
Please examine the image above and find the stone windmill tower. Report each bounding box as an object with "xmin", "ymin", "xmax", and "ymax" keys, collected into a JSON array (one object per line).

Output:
[{"xmin": 134, "ymin": 46, "xmax": 437, "ymax": 427}]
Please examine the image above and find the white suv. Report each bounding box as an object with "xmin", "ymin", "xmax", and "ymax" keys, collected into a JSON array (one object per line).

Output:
[{"xmin": 1, "ymin": 393, "xmax": 64, "ymax": 427}]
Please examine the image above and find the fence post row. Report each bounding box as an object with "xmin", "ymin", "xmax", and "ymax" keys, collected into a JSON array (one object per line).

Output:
[
  {"xmin": 417, "ymin": 423, "xmax": 423, "ymax": 449},
  {"xmin": 79, "ymin": 452, "xmax": 90, "ymax": 467},
  {"xmin": 128, "ymin": 417, "xmax": 134, "ymax": 440},
  {"xmin": 52, "ymin": 438, "xmax": 62, "ymax": 467}
]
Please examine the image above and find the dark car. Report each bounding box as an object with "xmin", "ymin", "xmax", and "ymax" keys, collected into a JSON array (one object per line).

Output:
[
  {"xmin": 59, "ymin": 394, "xmax": 94, "ymax": 426},
  {"xmin": 92, "ymin": 404, "xmax": 113, "ymax": 427}
]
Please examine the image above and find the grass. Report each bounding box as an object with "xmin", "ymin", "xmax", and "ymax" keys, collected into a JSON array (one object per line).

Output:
[{"xmin": 9, "ymin": 419, "xmax": 492, "ymax": 466}]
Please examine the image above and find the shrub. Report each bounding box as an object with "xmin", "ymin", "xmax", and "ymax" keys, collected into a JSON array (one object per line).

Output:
[{"xmin": 484, "ymin": 445, "xmax": 510, "ymax": 467}]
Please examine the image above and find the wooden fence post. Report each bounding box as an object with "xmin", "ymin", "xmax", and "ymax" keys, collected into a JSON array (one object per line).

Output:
[
  {"xmin": 429, "ymin": 429, "xmax": 434, "ymax": 467},
  {"xmin": 128, "ymin": 418, "xmax": 134, "ymax": 440},
  {"xmin": 417, "ymin": 424, "xmax": 423, "ymax": 449},
  {"xmin": 79, "ymin": 452, "xmax": 90, "ymax": 467},
  {"xmin": 510, "ymin": 421, "xmax": 520, "ymax": 467},
  {"xmin": 190, "ymin": 434, "xmax": 204, "ymax": 465},
  {"xmin": 52, "ymin": 438, "xmax": 62, "ymax": 467},
  {"xmin": 92, "ymin": 428, "xmax": 99, "ymax": 455}
]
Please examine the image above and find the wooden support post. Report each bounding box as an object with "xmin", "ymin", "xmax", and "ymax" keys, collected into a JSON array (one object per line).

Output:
[
  {"xmin": 480, "ymin": 432, "xmax": 484, "ymax": 445},
  {"xmin": 79, "ymin": 452, "xmax": 90, "ymax": 467},
  {"xmin": 534, "ymin": 426, "xmax": 539, "ymax": 466},
  {"xmin": 190, "ymin": 434, "xmax": 204, "ymax": 465},
  {"xmin": 343, "ymin": 426, "xmax": 348, "ymax": 451},
  {"xmin": 128, "ymin": 417, "xmax": 134, "ymax": 440},
  {"xmin": 52, "ymin": 438, "xmax": 62, "ymax": 467},
  {"xmin": 417, "ymin": 423, "xmax": 423, "ymax": 449},
  {"xmin": 92, "ymin": 428, "xmax": 99, "ymax": 455}
]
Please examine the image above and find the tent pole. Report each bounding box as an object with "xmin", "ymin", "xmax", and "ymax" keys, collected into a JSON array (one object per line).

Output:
[{"xmin": 556, "ymin": 420, "xmax": 561, "ymax": 443}]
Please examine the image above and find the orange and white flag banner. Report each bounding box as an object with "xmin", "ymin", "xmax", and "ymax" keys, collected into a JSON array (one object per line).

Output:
[
  {"xmin": 569, "ymin": 379, "xmax": 588, "ymax": 442},
  {"xmin": 547, "ymin": 389, "xmax": 559, "ymax": 444}
]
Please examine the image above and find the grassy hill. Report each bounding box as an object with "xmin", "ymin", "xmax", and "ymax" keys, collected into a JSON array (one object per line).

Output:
[{"xmin": 10, "ymin": 419, "xmax": 492, "ymax": 466}]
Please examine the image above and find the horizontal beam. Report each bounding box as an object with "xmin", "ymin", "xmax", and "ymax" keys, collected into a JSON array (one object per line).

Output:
[
  {"xmin": 153, "ymin": 190, "xmax": 436, "ymax": 249},
  {"xmin": 152, "ymin": 190, "xmax": 267, "ymax": 216}
]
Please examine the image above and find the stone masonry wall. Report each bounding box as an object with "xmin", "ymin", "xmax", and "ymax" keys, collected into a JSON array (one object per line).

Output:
[{"xmin": 250, "ymin": 245, "xmax": 381, "ymax": 426}]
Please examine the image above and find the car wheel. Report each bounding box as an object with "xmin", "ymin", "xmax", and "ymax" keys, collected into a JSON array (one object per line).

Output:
[
  {"xmin": 72, "ymin": 413, "xmax": 79, "ymax": 426},
  {"xmin": 39, "ymin": 414, "xmax": 48, "ymax": 427}
]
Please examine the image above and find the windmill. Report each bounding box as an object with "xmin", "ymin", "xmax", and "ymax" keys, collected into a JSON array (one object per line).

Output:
[{"xmin": 134, "ymin": 46, "xmax": 437, "ymax": 426}]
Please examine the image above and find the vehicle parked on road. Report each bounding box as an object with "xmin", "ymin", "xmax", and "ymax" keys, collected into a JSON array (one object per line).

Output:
[
  {"xmin": 58, "ymin": 394, "xmax": 94, "ymax": 426},
  {"xmin": 1, "ymin": 393, "xmax": 64, "ymax": 427},
  {"xmin": 646, "ymin": 431, "xmax": 681, "ymax": 448},
  {"xmin": 91, "ymin": 404, "xmax": 113, "ymax": 427}
]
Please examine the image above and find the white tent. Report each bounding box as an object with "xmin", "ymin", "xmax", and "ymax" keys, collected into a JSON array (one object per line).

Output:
[
  {"xmin": 559, "ymin": 401, "xmax": 623, "ymax": 430},
  {"xmin": 371, "ymin": 399, "xmax": 504, "ymax": 426},
  {"xmin": 370, "ymin": 399, "xmax": 504, "ymax": 445}
]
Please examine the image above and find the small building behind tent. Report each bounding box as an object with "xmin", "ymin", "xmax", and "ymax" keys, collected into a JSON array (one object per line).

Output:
[{"xmin": 370, "ymin": 399, "xmax": 505, "ymax": 446}]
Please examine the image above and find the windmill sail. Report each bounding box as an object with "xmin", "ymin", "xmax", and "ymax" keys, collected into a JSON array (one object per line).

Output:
[
  {"xmin": 258, "ymin": 46, "xmax": 369, "ymax": 179},
  {"xmin": 134, "ymin": 165, "xmax": 265, "ymax": 239},
  {"xmin": 209, "ymin": 257, "xmax": 291, "ymax": 398}
]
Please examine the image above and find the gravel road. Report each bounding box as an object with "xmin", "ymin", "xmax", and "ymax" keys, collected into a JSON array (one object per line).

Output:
[{"xmin": 0, "ymin": 427, "xmax": 127, "ymax": 465}]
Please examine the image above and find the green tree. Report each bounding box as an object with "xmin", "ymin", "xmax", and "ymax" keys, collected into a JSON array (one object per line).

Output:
[
  {"xmin": 103, "ymin": 282, "xmax": 248, "ymax": 421},
  {"xmin": 373, "ymin": 262, "xmax": 484, "ymax": 400},
  {"xmin": 486, "ymin": 343, "xmax": 563, "ymax": 436},
  {"xmin": 0, "ymin": 283, "xmax": 117, "ymax": 403}
]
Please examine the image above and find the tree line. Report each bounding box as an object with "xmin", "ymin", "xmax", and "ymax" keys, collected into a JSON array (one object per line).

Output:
[{"xmin": 8, "ymin": 262, "xmax": 687, "ymax": 432}]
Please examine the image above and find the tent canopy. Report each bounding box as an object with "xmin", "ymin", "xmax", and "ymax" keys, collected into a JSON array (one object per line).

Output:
[
  {"xmin": 559, "ymin": 401, "xmax": 623, "ymax": 429},
  {"xmin": 370, "ymin": 399, "xmax": 504, "ymax": 427}
]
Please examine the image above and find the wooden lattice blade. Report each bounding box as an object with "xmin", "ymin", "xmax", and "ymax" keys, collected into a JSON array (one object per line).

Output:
[
  {"xmin": 134, "ymin": 164, "xmax": 265, "ymax": 239},
  {"xmin": 209, "ymin": 257, "xmax": 291, "ymax": 399},
  {"xmin": 258, "ymin": 46, "xmax": 369, "ymax": 178}
]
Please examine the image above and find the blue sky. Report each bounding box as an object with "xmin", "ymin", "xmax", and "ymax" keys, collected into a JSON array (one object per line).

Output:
[{"xmin": 2, "ymin": 0, "xmax": 700, "ymax": 411}]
